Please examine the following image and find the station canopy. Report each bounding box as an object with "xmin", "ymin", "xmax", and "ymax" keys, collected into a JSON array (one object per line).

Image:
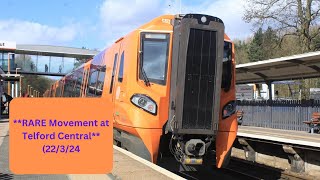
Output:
[{"xmin": 236, "ymin": 51, "xmax": 320, "ymax": 84}]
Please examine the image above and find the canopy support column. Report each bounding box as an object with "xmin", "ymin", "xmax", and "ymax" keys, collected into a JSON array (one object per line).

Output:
[{"xmin": 267, "ymin": 81, "xmax": 273, "ymax": 101}]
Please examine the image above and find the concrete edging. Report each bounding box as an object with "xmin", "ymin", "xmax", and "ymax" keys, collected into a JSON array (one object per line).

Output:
[
  {"xmin": 237, "ymin": 132, "xmax": 320, "ymax": 148},
  {"xmin": 113, "ymin": 145, "xmax": 186, "ymax": 180}
]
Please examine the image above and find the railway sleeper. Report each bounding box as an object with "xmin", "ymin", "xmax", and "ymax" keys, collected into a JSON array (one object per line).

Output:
[
  {"xmin": 282, "ymin": 145, "xmax": 305, "ymax": 173},
  {"xmin": 238, "ymin": 138, "xmax": 256, "ymax": 162}
]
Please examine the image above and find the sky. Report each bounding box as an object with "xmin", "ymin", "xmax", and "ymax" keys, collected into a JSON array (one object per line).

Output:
[{"xmin": 0, "ymin": 0, "xmax": 254, "ymax": 51}]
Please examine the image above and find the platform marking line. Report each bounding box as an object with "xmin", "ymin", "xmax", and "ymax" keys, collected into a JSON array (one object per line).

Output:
[
  {"xmin": 238, "ymin": 128, "xmax": 320, "ymax": 142},
  {"xmin": 237, "ymin": 132, "xmax": 320, "ymax": 148},
  {"xmin": 113, "ymin": 145, "xmax": 186, "ymax": 180},
  {"xmin": 240, "ymin": 126, "xmax": 320, "ymax": 138}
]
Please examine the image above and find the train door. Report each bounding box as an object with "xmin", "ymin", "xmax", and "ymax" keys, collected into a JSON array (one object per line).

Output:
[
  {"xmin": 109, "ymin": 39, "xmax": 123, "ymax": 124},
  {"xmin": 103, "ymin": 51, "xmax": 114, "ymax": 100},
  {"xmin": 113, "ymin": 43, "xmax": 128, "ymax": 126}
]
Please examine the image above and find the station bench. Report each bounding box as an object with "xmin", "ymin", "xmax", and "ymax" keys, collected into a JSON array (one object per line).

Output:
[
  {"xmin": 303, "ymin": 112, "xmax": 320, "ymax": 134},
  {"xmin": 237, "ymin": 110, "xmax": 244, "ymax": 126}
]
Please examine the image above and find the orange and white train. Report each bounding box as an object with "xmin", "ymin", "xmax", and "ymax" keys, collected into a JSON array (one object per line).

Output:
[{"xmin": 44, "ymin": 14, "xmax": 238, "ymax": 170}]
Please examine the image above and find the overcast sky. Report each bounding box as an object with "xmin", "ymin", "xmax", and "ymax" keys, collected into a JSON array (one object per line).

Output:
[{"xmin": 0, "ymin": 0, "xmax": 253, "ymax": 50}]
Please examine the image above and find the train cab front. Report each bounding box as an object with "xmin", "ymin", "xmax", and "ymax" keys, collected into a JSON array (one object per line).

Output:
[{"xmin": 164, "ymin": 14, "xmax": 237, "ymax": 168}]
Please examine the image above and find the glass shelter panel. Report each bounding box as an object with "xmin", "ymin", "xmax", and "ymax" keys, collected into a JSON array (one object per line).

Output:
[
  {"xmin": 63, "ymin": 57, "xmax": 76, "ymax": 73},
  {"xmin": 38, "ymin": 55, "xmax": 50, "ymax": 73},
  {"xmin": 15, "ymin": 54, "xmax": 25, "ymax": 70},
  {"xmin": 21, "ymin": 55, "xmax": 38, "ymax": 72},
  {"xmin": 50, "ymin": 56, "xmax": 63, "ymax": 73}
]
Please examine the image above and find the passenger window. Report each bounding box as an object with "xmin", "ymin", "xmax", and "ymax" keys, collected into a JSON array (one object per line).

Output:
[
  {"xmin": 70, "ymin": 79, "xmax": 77, "ymax": 97},
  {"xmin": 66, "ymin": 81, "xmax": 72, "ymax": 97},
  {"xmin": 118, "ymin": 52, "xmax": 124, "ymax": 82},
  {"xmin": 96, "ymin": 66, "xmax": 106, "ymax": 96},
  {"xmin": 75, "ymin": 75, "xmax": 82, "ymax": 97},
  {"xmin": 88, "ymin": 69, "xmax": 99, "ymax": 96},
  {"xmin": 109, "ymin": 53, "xmax": 118, "ymax": 94}
]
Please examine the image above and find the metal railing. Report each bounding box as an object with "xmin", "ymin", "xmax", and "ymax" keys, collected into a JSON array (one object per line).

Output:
[{"xmin": 236, "ymin": 100, "xmax": 320, "ymax": 132}]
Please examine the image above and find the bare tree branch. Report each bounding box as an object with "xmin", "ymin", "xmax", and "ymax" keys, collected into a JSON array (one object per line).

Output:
[{"xmin": 244, "ymin": 0, "xmax": 320, "ymax": 52}]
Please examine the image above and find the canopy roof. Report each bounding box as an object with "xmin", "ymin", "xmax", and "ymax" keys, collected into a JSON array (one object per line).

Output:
[{"xmin": 236, "ymin": 51, "xmax": 320, "ymax": 84}]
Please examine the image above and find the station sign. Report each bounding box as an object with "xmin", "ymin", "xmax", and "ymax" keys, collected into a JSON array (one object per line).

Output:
[
  {"xmin": 236, "ymin": 85, "xmax": 254, "ymax": 100},
  {"xmin": 0, "ymin": 41, "xmax": 16, "ymax": 50},
  {"xmin": 310, "ymin": 88, "xmax": 320, "ymax": 100}
]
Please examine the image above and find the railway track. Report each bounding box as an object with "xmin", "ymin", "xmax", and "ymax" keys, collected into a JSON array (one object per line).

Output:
[
  {"xmin": 158, "ymin": 157, "xmax": 259, "ymax": 179},
  {"xmin": 158, "ymin": 156, "xmax": 312, "ymax": 180},
  {"xmin": 225, "ymin": 158, "xmax": 312, "ymax": 180}
]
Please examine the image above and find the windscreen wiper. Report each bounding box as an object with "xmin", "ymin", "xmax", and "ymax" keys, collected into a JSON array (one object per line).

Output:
[{"xmin": 139, "ymin": 51, "xmax": 150, "ymax": 86}]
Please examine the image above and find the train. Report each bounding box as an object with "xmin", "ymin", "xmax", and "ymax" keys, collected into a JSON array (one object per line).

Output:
[{"xmin": 44, "ymin": 14, "xmax": 238, "ymax": 170}]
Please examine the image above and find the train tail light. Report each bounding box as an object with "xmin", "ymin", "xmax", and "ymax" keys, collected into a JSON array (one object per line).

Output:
[
  {"xmin": 222, "ymin": 101, "xmax": 236, "ymax": 119},
  {"xmin": 130, "ymin": 94, "xmax": 157, "ymax": 115}
]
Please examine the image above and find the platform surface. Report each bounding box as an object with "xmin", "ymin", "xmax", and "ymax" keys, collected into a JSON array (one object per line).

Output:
[
  {"xmin": 238, "ymin": 126, "xmax": 320, "ymax": 148},
  {"xmin": 111, "ymin": 146, "xmax": 185, "ymax": 180}
]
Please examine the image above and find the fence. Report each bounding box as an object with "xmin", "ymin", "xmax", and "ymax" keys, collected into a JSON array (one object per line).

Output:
[{"xmin": 236, "ymin": 100, "xmax": 320, "ymax": 132}]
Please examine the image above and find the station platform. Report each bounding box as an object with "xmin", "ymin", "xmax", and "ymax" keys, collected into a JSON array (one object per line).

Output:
[
  {"xmin": 0, "ymin": 120, "xmax": 185, "ymax": 180},
  {"xmin": 238, "ymin": 126, "xmax": 320, "ymax": 149}
]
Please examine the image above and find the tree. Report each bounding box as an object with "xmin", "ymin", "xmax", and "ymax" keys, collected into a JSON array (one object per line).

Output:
[
  {"xmin": 234, "ymin": 39, "xmax": 250, "ymax": 64},
  {"xmin": 262, "ymin": 26, "xmax": 279, "ymax": 58},
  {"xmin": 21, "ymin": 75, "xmax": 54, "ymax": 96},
  {"xmin": 248, "ymin": 27, "xmax": 264, "ymax": 61},
  {"xmin": 244, "ymin": 0, "xmax": 320, "ymax": 52}
]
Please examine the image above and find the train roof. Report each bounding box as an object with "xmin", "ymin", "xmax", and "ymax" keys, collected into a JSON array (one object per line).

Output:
[
  {"xmin": 47, "ymin": 13, "xmax": 232, "ymax": 89},
  {"xmin": 91, "ymin": 49, "xmax": 106, "ymax": 66}
]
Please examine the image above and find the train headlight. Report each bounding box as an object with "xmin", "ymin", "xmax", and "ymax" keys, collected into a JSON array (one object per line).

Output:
[
  {"xmin": 222, "ymin": 100, "xmax": 236, "ymax": 119},
  {"xmin": 131, "ymin": 94, "xmax": 157, "ymax": 115},
  {"xmin": 138, "ymin": 98, "xmax": 147, "ymax": 107},
  {"xmin": 201, "ymin": 16, "xmax": 207, "ymax": 23}
]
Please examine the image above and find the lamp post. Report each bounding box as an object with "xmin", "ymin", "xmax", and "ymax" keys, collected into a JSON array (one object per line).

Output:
[
  {"xmin": 20, "ymin": 75, "xmax": 23, "ymax": 97},
  {"xmin": 7, "ymin": 53, "xmax": 14, "ymax": 96},
  {"xmin": 15, "ymin": 68, "xmax": 20, "ymax": 75},
  {"xmin": 15, "ymin": 68, "xmax": 21, "ymax": 97}
]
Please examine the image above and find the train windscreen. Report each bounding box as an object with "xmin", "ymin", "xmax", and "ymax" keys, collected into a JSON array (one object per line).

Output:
[{"xmin": 140, "ymin": 33, "xmax": 170, "ymax": 85}]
